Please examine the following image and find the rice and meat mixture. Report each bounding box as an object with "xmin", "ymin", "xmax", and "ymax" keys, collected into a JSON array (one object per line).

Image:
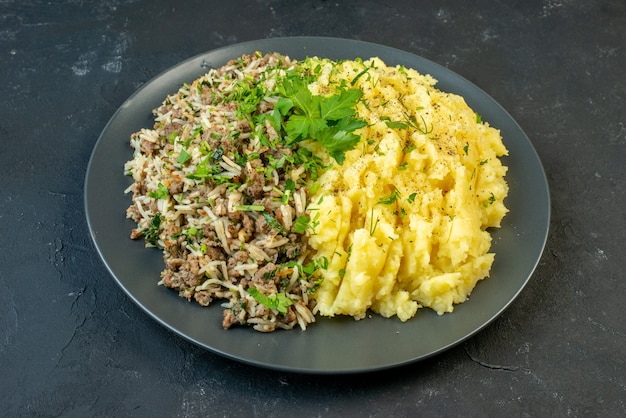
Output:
[{"xmin": 124, "ymin": 53, "xmax": 322, "ymax": 332}]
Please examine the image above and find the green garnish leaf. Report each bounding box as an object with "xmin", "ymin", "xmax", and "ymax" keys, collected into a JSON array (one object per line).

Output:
[
  {"xmin": 369, "ymin": 208, "xmax": 380, "ymax": 236},
  {"xmin": 403, "ymin": 112, "xmax": 432, "ymax": 134},
  {"xmin": 316, "ymin": 127, "xmax": 362, "ymax": 165},
  {"xmin": 235, "ymin": 205, "xmax": 266, "ymax": 212},
  {"xmin": 143, "ymin": 212, "xmax": 163, "ymax": 246},
  {"xmin": 293, "ymin": 215, "xmax": 311, "ymax": 234},
  {"xmin": 187, "ymin": 156, "xmax": 212, "ymax": 180},
  {"xmin": 315, "ymin": 256, "xmax": 329, "ymax": 270},
  {"xmin": 284, "ymin": 178, "xmax": 296, "ymax": 193},
  {"xmin": 278, "ymin": 75, "xmax": 366, "ymax": 164},
  {"xmin": 262, "ymin": 212, "xmax": 286, "ymax": 235},
  {"xmin": 402, "ymin": 144, "xmax": 416, "ymax": 154},
  {"xmin": 275, "ymin": 97, "xmax": 294, "ymax": 115},
  {"xmin": 264, "ymin": 108, "xmax": 283, "ymax": 131},
  {"xmin": 199, "ymin": 141, "xmax": 212, "ymax": 155},
  {"xmin": 351, "ymin": 65, "xmax": 371, "ymax": 86},
  {"xmin": 382, "ymin": 112, "xmax": 432, "ymax": 134},
  {"xmin": 333, "ymin": 115, "xmax": 368, "ymax": 133},
  {"xmin": 212, "ymin": 147, "xmax": 224, "ymax": 161},
  {"xmin": 483, "ymin": 192, "xmax": 496, "ymax": 207},
  {"xmin": 248, "ymin": 287, "xmax": 293, "ymax": 314},
  {"xmin": 384, "ymin": 120, "xmax": 409, "ymax": 130},
  {"xmin": 377, "ymin": 187, "xmax": 401, "ymax": 205},
  {"xmin": 285, "ymin": 114, "xmax": 328, "ymax": 140},
  {"xmin": 177, "ymin": 149, "xmax": 191, "ymax": 164},
  {"xmin": 319, "ymin": 88, "xmax": 361, "ymax": 120},
  {"xmin": 149, "ymin": 183, "xmax": 169, "ymax": 199}
]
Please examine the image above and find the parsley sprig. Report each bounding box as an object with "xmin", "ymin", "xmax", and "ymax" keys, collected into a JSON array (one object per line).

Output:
[{"xmin": 276, "ymin": 76, "xmax": 367, "ymax": 165}]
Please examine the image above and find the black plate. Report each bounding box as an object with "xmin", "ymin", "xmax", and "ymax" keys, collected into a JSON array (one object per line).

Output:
[{"xmin": 85, "ymin": 37, "xmax": 550, "ymax": 374}]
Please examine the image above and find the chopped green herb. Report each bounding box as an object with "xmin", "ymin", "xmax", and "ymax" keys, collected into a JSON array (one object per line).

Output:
[
  {"xmin": 199, "ymin": 141, "xmax": 212, "ymax": 155},
  {"xmin": 484, "ymin": 192, "xmax": 496, "ymax": 207},
  {"xmin": 248, "ymin": 287, "xmax": 293, "ymax": 314},
  {"xmin": 377, "ymin": 187, "xmax": 401, "ymax": 205},
  {"xmin": 235, "ymin": 205, "xmax": 266, "ymax": 212},
  {"xmin": 382, "ymin": 113, "xmax": 432, "ymax": 135},
  {"xmin": 143, "ymin": 212, "xmax": 162, "ymax": 246},
  {"xmin": 293, "ymin": 215, "xmax": 311, "ymax": 234},
  {"xmin": 351, "ymin": 62, "xmax": 374, "ymax": 86},
  {"xmin": 262, "ymin": 212, "xmax": 286, "ymax": 235},
  {"xmin": 179, "ymin": 136, "xmax": 193, "ymax": 148},
  {"xmin": 394, "ymin": 208, "xmax": 407, "ymax": 219},
  {"xmin": 149, "ymin": 183, "xmax": 169, "ymax": 199},
  {"xmin": 184, "ymin": 152, "xmax": 237, "ymax": 187},
  {"xmin": 404, "ymin": 112, "xmax": 432, "ymax": 134},
  {"xmin": 381, "ymin": 115, "xmax": 409, "ymax": 130},
  {"xmin": 177, "ymin": 149, "xmax": 191, "ymax": 164},
  {"xmin": 402, "ymin": 143, "xmax": 416, "ymax": 154},
  {"xmin": 315, "ymin": 256, "xmax": 329, "ymax": 270},
  {"xmin": 212, "ymin": 147, "xmax": 224, "ymax": 161},
  {"xmin": 369, "ymin": 208, "xmax": 380, "ymax": 236}
]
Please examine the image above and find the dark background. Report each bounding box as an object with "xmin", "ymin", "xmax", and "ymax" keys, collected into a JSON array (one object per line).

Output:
[{"xmin": 1, "ymin": 0, "xmax": 624, "ymax": 416}]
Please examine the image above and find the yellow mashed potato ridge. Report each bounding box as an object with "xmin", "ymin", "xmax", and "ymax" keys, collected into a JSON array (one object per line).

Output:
[{"xmin": 305, "ymin": 57, "xmax": 509, "ymax": 321}]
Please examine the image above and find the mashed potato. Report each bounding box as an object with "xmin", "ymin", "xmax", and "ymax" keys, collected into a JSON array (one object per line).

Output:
[{"xmin": 305, "ymin": 57, "xmax": 509, "ymax": 321}]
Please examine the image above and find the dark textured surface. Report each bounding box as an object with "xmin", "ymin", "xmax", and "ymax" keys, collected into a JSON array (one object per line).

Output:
[{"xmin": 1, "ymin": 0, "xmax": 624, "ymax": 416}]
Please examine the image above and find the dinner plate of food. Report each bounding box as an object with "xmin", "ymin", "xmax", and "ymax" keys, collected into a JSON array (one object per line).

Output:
[{"xmin": 85, "ymin": 37, "xmax": 549, "ymax": 373}]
